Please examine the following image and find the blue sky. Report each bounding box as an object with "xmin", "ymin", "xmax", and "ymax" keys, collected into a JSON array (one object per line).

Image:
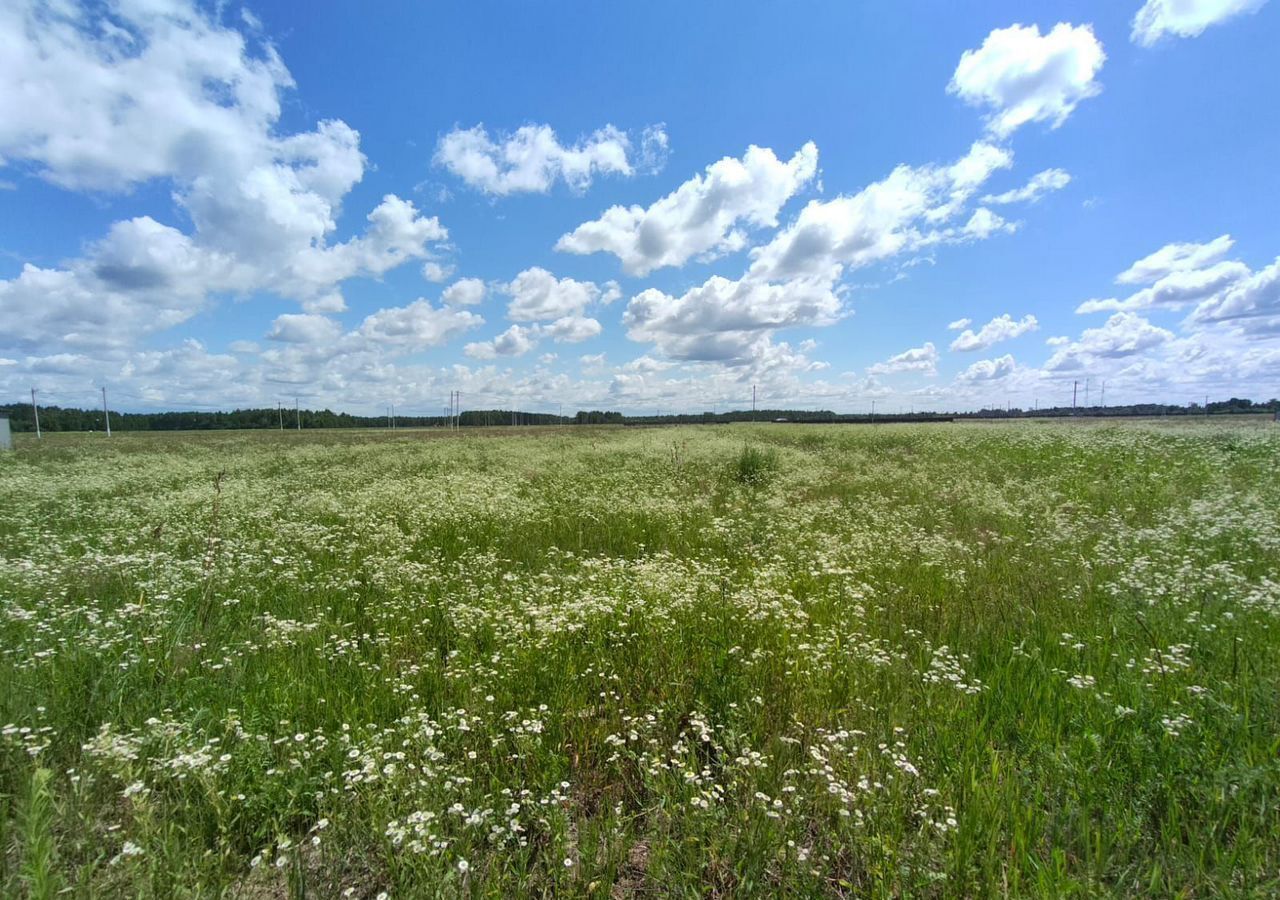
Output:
[{"xmin": 2, "ymin": 0, "xmax": 1278, "ymax": 416}]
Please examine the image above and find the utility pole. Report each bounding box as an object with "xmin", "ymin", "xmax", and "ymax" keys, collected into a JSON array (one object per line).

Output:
[
  {"xmin": 387, "ymin": 406, "xmax": 392, "ymax": 429},
  {"xmin": 31, "ymin": 388, "xmax": 41, "ymax": 439},
  {"xmin": 871, "ymin": 399, "xmax": 876, "ymax": 416},
  {"xmin": 277, "ymin": 400, "xmax": 283, "ymax": 430},
  {"xmin": 1085, "ymin": 377, "xmax": 1090, "ymax": 408},
  {"xmin": 102, "ymin": 386, "xmax": 111, "ymax": 436},
  {"xmin": 1100, "ymin": 381, "xmax": 1106, "ymax": 409},
  {"xmin": 1072, "ymin": 381, "xmax": 1078, "ymax": 415}
]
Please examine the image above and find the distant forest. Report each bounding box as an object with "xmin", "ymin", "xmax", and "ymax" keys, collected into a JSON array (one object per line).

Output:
[{"xmin": 2, "ymin": 397, "xmax": 1277, "ymax": 433}]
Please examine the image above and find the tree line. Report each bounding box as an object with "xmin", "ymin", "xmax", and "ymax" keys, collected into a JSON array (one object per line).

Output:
[{"xmin": 2, "ymin": 397, "xmax": 1276, "ymax": 433}]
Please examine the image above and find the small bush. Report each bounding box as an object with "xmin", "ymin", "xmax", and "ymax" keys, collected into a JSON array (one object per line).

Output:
[{"xmin": 730, "ymin": 444, "xmax": 779, "ymax": 486}]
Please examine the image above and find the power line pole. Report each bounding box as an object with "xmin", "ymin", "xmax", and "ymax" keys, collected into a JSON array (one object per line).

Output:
[
  {"xmin": 1072, "ymin": 381, "xmax": 1078, "ymax": 415},
  {"xmin": 1100, "ymin": 381, "xmax": 1106, "ymax": 409},
  {"xmin": 277, "ymin": 400, "xmax": 283, "ymax": 431},
  {"xmin": 31, "ymin": 388, "xmax": 41, "ymax": 439},
  {"xmin": 102, "ymin": 386, "xmax": 111, "ymax": 436}
]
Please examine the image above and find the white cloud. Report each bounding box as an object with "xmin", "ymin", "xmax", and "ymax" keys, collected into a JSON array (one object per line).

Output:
[
  {"xmin": 950, "ymin": 313, "xmax": 1039, "ymax": 351},
  {"xmin": 501, "ymin": 268, "xmax": 612, "ymax": 322},
  {"xmin": 442, "ymin": 277, "xmax": 487, "ymax": 307},
  {"xmin": 960, "ymin": 208, "xmax": 1017, "ymax": 240},
  {"xmin": 948, "ymin": 23, "xmax": 1105, "ymax": 137},
  {"xmin": 1132, "ymin": 0, "xmax": 1268, "ymax": 46},
  {"xmin": 957, "ymin": 354, "xmax": 1016, "ymax": 381},
  {"xmin": 1044, "ymin": 312, "xmax": 1174, "ymax": 371},
  {"xmin": 465, "ymin": 324, "xmax": 539, "ymax": 359},
  {"xmin": 746, "ymin": 142, "xmax": 1013, "ymax": 283},
  {"xmin": 624, "ymin": 275, "xmax": 841, "ymax": 364},
  {"xmin": 1188, "ymin": 257, "xmax": 1280, "ymax": 329},
  {"xmin": 267, "ymin": 314, "xmax": 343, "ymax": 344},
  {"xmin": 1115, "ymin": 234, "xmax": 1234, "ymax": 284},
  {"xmin": 357, "ymin": 299, "xmax": 484, "ymax": 349},
  {"xmin": 0, "ymin": 1, "xmax": 450, "ymax": 351},
  {"xmin": 947, "ymin": 318, "xmax": 973, "ymax": 331},
  {"xmin": 434, "ymin": 123, "xmax": 666, "ymax": 196},
  {"xmin": 421, "ymin": 261, "xmax": 455, "ymax": 283},
  {"xmin": 982, "ymin": 168, "xmax": 1072, "ymax": 205},
  {"xmin": 867, "ymin": 342, "xmax": 940, "ymax": 376},
  {"xmin": 555, "ymin": 142, "xmax": 818, "ymax": 276},
  {"xmin": 541, "ymin": 315, "xmax": 602, "ymax": 343},
  {"xmin": 1077, "ymin": 260, "xmax": 1249, "ymax": 313}
]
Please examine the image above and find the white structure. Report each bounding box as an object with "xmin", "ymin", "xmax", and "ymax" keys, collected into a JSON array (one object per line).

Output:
[{"xmin": 0, "ymin": 414, "xmax": 11, "ymax": 450}]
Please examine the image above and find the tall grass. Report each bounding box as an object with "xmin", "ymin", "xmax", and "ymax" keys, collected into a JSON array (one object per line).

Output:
[{"xmin": 0, "ymin": 421, "xmax": 1278, "ymax": 896}]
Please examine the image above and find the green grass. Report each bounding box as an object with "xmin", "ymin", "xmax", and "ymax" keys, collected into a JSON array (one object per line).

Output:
[{"xmin": 1, "ymin": 420, "xmax": 1279, "ymax": 897}]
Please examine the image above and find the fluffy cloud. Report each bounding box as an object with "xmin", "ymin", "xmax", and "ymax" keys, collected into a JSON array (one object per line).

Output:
[
  {"xmin": 356, "ymin": 299, "xmax": 484, "ymax": 349},
  {"xmin": 465, "ymin": 325, "xmax": 540, "ymax": 360},
  {"xmin": 1045, "ymin": 312, "xmax": 1174, "ymax": 371},
  {"xmin": 1132, "ymin": 0, "xmax": 1268, "ymax": 46},
  {"xmin": 442, "ymin": 278, "xmax": 487, "ymax": 307},
  {"xmin": 947, "ymin": 318, "xmax": 973, "ymax": 330},
  {"xmin": 421, "ymin": 262, "xmax": 455, "ymax": 283},
  {"xmin": 0, "ymin": 1, "xmax": 449, "ymax": 353},
  {"xmin": 1075, "ymin": 236, "xmax": 1269, "ymax": 318},
  {"xmin": 556, "ymin": 142, "xmax": 818, "ymax": 276},
  {"xmin": 541, "ymin": 315, "xmax": 603, "ymax": 343},
  {"xmin": 1115, "ymin": 234, "xmax": 1234, "ymax": 284},
  {"xmin": 956, "ymin": 354, "xmax": 1016, "ymax": 381},
  {"xmin": 1077, "ymin": 260, "xmax": 1249, "ymax": 313},
  {"xmin": 982, "ymin": 168, "xmax": 1072, "ymax": 205},
  {"xmin": 267, "ymin": 314, "xmax": 343, "ymax": 344},
  {"xmin": 1188, "ymin": 257, "xmax": 1280, "ymax": 328},
  {"xmin": 501, "ymin": 268, "xmax": 615, "ymax": 322},
  {"xmin": 950, "ymin": 314, "xmax": 1039, "ymax": 351},
  {"xmin": 624, "ymin": 275, "xmax": 841, "ymax": 363},
  {"xmin": 434, "ymin": 123, "xmax": 667, "ymax": 196},
  {"xmin": 948, "ymin": 23, "xmax": 1105, "ymax": 137},
  {"xmin": 867, "ymin": 342, "xmax": 940, "ymax": 376},
  {"xmin": 746, "ymin": 142, "xmax": 1013, "ymax": 283}
]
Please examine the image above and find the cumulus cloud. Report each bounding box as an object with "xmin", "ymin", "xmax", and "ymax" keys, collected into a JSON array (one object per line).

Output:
[
  {"xmin": 947, "ymin": 318, "xmax": 973, "ymax": 331},
  {"xmin": 624, "ymin": 275, "xmax": 841, "ymax": 364},
  {"xmin": 501, "ymin": 268, "xmax": 615, "ymax": 322},
  {"xmin": 1115, "ymin": 234, "xmax": 1234, "ymax": 284},
  {"xmin": 1132, "ymin": 0, "xmax": 1268, "ymax": 46},
  {"xmin": 982, "ymin": 168, "xmax": 1072, "ymax": 205},
  {"xmin": 356, "ymin": 299, "xmax": 484, "ymax": 349},
  {"xmin": 957, "ymin": 354, "xmax": 1016, "ymax": 381},
  {"xmin": 1045, "ymin": 312, "xmax": 1174, "ymax": 371},
  {"xmin": 465, "ymin": 324, "xmax": 540, "ymax": 359},
  {"xmin": 442, "ymin": 277, "xmax": 487, "ymax": 307},
  {"xmin": 267, "ymin": 314, "xmax": 343, "ymax": 344},
  {"xmin": 421, "ymin": 261, "xmax": 455, "ymax": 283},
  {"xmin": 948, "ymin": 23, "xmax": 1105, "ymax": 137},
  {"xmin": 556, "ymin": 142, "xmax": 818, "ymax": 276},
  {"xmin": 867, "ymin": 342, "xmax": 940, "ymax": 376},
  {"xmin": 950, "ymin": 314, "xmax": 1039, "ymax": 351},
  {"xmin": 0, "ymin": 1, "xmax": 449, "ymax": 352},
  {"xmin": 434, "ymin": 123, "xmax": 667, "ymax": 196},
  {"xmin": 1077, "ymin": 260, "xmax": 1249, "ymax": 313},
  {"xmin": 1188, "ymin": 257, "xmax": 1280, "ymax": 329},
  {"xmin": 746, "ymin": 142, "xmax": 1013, "ymax": 284}
]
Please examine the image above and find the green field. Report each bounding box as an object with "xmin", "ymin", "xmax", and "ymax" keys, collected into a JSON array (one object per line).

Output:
[{"xmin": 2, "ymin": 421, "xmax": 1279, "ymax": 898}]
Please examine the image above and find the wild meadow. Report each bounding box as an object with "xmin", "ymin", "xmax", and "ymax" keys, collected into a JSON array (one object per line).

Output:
[{"xmin": 1, "ymin": 420, "xmax": 1278, "ymax": 898}]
